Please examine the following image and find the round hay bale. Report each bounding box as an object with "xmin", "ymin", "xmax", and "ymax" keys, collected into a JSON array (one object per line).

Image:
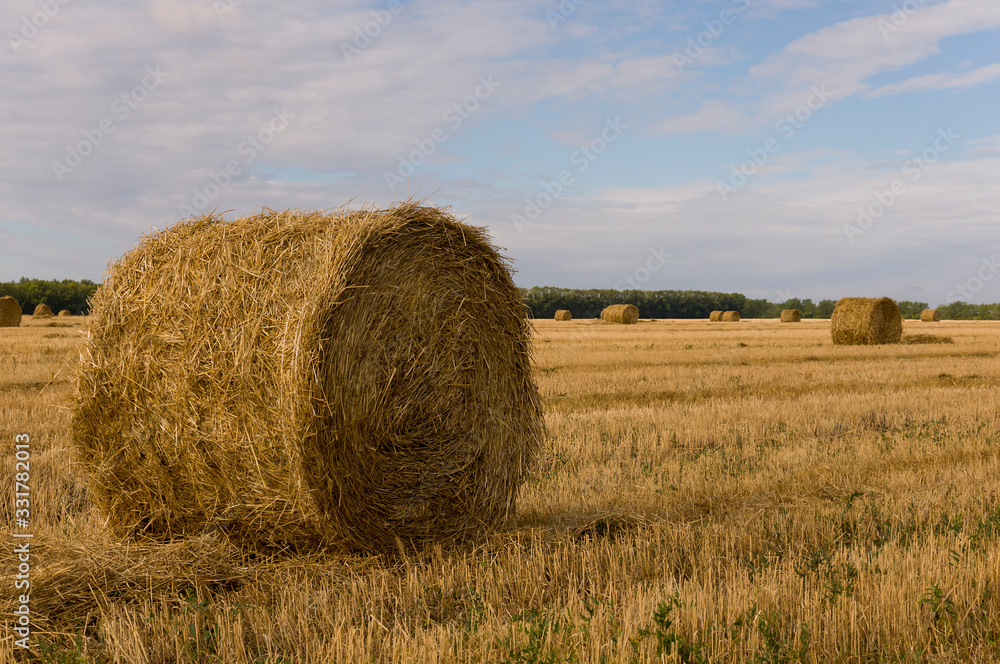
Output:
[
  {"xmin": 33, "ymin": 303, "xmax": 53, "ymax": 318},
  {"xmin": 601, "ymin": 304, "xmax": 638, "ymax": 324},
  {"xmin": 920, "ymin": 309, "xmax": 940, "ymax": 322},
  {"xmin": 830, "ymin": 297, "xmax": 902, "ymax": 345},
  {"xmin": 709, "ymin": 310, "xmax": 723, "ymax": 322},
  {"xmin": 72, "ymin": 204, "xmax": 544, "ymax": 553},
  {"xmin": 58, "ymin": 310, "xmax": 72, "ymax": 317},
  {"xmin": 554, "ymin": 310, "xmax": 572, "ymax": 321},
  {"xmin": 0, "ymin": 296, "xmax": 21, "ymax": 327},
  {"xmin": 780, "ymin": 309, "xmax": 801, "ymax": 323},
  {"xmin": 722, "ymin": 311, "xmax": 740, "ymax": 322}
]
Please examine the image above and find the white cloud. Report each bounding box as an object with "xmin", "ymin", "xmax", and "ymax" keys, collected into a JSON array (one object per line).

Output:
[
  {"xmin": 661, "ymin": 0, "xmax": 1000, "ymax": 134},
  {"xmin": 751, "ymin": 0, "xmax": 1000, "ymax": 97},
  {"xmin": 968, "ymin": 135, "xmax": 1000, "ymax": 157},
  {"xmin": 655, "ymin": 100, "xmax": 747, "ymax": 134},
  {"xmin": 866, "ymin": 62, "xmax": 1000, "ymax": 97},
  {"xmin": 146, "ymin": 0, "xmax": 219, "ymax": 33},
  {"xmin": 488, "ymin": 149, "xmax": 1000, "ymax": 301}
]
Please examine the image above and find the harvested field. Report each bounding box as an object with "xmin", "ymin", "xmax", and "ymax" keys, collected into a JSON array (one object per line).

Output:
[{"xmin": 3, "ymin": 318, "xmax": 1000, "ymax": 662}]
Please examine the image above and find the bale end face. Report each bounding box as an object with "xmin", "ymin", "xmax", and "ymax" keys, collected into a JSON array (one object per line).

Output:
[
  {"xmin": 601, "ymin": 304, "xmax": 639, "ymax": 324},
  {"xmin": 830, "ymin": 297, "xmax": 902, "ymax": 345},
  {"xmin": 0, "ymin": 296, "xmax": 21, "ymax": 327},
  {"xmin": 554, "ymin": 310, "xmax": 572, "ymax": 321}
]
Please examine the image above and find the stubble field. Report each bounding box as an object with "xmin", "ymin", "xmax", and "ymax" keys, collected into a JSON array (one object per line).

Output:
[{"xmin": 2, "ymin": 315, "xmax": 1000, "ymax": 663}]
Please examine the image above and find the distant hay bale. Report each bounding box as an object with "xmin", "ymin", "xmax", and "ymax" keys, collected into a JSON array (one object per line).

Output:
[
  {"xmin": 72, "ymin": 203, "xmax": 544, "ymax": 553},
  {"xmin": 830, "ymin": 297, "xmax": 902, "ymax": 345},
  {"xmin": 554, "ymin": 310, "xmax": 572, "ymax": 321},
  {"xmin": 33, "ymin": 303, "xmax": 53, "ymax": 318},
  {"xmin": 601, "ymin": 304, "xmax": 639, "ymax": 324},
  {"xmin": 58, "ymin": 310, "xmax": 72, "ymax": 317},
  {"xmin": 709, "ymin": 310, "xmax": 723, "ymax": 321},
  {"xmin": 920, "ymin": 309, "xmax": 941, "ymax": 322},
  {"xmin": 0, "ymin": 296, "xmax": 21, "ymax": 327},
  {"xmin": 781, "ymin": 309, "xmax": 801, "ymax": 323},
  {"xmin": 722, "ymin": 311, "xmax": 740, "ymax": 322}
]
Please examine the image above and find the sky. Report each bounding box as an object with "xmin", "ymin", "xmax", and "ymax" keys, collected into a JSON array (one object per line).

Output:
[{"xmin": 1, "ymin": 0, "xmax": 999, "ymax": 305}]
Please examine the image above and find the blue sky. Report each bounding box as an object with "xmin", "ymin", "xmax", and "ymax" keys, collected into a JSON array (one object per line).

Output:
[{"xmin": 2, "ymin": 0, "xmax": 999, "ymax": 304}]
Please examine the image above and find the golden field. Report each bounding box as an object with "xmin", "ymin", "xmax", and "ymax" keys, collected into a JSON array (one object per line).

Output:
[{"xmin": 2, "ymin": 315, "xmax": 1000, "ymax": 663}]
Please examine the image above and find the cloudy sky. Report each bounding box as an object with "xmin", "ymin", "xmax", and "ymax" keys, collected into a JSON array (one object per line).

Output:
[{"xmin": 2, "ymin": 0, "xmax": 998, "ymax": 304}]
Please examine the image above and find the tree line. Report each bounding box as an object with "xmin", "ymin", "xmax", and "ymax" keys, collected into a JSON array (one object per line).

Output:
[
  {"xmin": 0, "ymin": 278, "xmax": 100, "ymax": 315},
  {"xmin": 1, "ymin": 279, "xmax": 998, "ymax": 320},
  {"xmin": 521, "ymin": 286, "xmax": 998, "ymax": 320}
]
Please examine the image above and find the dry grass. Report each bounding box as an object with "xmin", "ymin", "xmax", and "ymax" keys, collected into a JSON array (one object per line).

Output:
[
  {"xmin": 710, "ymin": 310, "xmax": 723, "ymax": 322},
  {"xmin": 902, "ymin": 334, "xmax": 954, "ymax": 345},
  {"xmin": 72, "ymin": 203, "xmax": 543, "ymax": 553},
  {"xmin": 554, "ymin": 310, "xmax": 572, "ymax": 321},
  {"xmin": 780, "ymin": 309, "xmax": 801, "ymax": 323},
  {"xmin": 722, "ymin": 310, "xmax": 741, "ymax": 322},
  {"xmin": 921, "ymin": 309, "xmax": 941, "ymax": 322},
  {"xmin": 3, "ymin": 318, "xmax": 1000, "ymax": 662}
]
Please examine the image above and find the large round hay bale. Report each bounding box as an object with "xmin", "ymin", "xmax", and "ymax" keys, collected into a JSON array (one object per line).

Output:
[
  {"xmin": 0, "ymin": 296, "xmax": 21, "ymax": 327},
  {"xmin": 601, "ymin": 304, "xmax": 638, "ymax": 324},
  {"xmin": 33, "ymin": 303, "xmax": 53, "ymax": 318},
  {"xmin": 722, "ymin": 311, "xmax": 740, "ymax": 322},
  {"xmin": 58, "ymin": 309, "xmax": 72, "ymax": 317},
  {"xmin": 709, "ymin": 310, "xmax": 723, "ymax": 322},
  {"xmin": 780, "ymin": 309, "xmax": 801, "ymax": 322},
  {"xmin": 554, "ymin": 310, "xmax": 572, "ymax": 321},
  {"xmin": 72, "ymin": 204, "xmax": 544, "ymax": 552},
  {"xmin": 920, "ymin": 309, "xmax": 940, "ymax": 322},
  {"xmin": 830, "ymin": 297, "xmax": 902, "ymax": 345}
]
